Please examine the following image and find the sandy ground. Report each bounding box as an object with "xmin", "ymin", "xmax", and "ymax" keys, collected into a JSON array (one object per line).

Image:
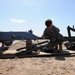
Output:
[{"xmin": 0, "ymin": 41, "xmax": 75, "ymax": 75}]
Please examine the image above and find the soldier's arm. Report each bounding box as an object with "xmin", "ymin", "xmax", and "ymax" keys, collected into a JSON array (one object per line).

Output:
[
  {"xmin": 53, "ymin": 26, "xmax": 60, "ymax": 34},
  {"xmin": 43, "ymin": 29, "xmax": 51, "ymax": 39},
  {"xmin": 43, "ymin": 28, "xmax": 47, "ymax": 38}
]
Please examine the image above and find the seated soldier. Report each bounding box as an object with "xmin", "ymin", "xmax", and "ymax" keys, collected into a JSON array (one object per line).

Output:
[{"xmin": 43, "ymin": 19, "xmax": 64, "ymax": 52}]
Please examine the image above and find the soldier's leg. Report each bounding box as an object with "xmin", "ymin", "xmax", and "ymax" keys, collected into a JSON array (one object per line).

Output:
[
  {"xmin": 58, "ymin": 34, "xmax": 64, "ymax": 51},
  {"xmin": 59, "ymin": 43, "xmax": 63, "ymax": 50},
  {"xmin": 54, "ymin": 44, "xmax": 58, "ymax": 50}
]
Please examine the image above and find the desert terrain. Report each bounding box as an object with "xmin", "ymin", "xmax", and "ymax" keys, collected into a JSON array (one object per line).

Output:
[{"xmin": 0, "ymin": 41, "xmax": 75, "ymax": 75}]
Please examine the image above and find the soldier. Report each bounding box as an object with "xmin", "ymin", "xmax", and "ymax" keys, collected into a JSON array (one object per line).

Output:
[{"xmin": 43, "ymin": 19, "xmax": 64, "ymax": 52}]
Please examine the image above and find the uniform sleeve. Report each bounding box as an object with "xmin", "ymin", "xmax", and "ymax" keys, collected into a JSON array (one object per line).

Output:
[
  {"xmin": 54, "ymin": 26, "xmax": 60, "ymax": 33},
  {"xmin": 53, "ymin": 25, "xmax": 60, "ymax": 38},
  {"xmin": 43, "ymin": 28, "xmax": 53, "ymax": 39},
  {"xmin": 43, "ymin": 28, "xmax": 48, "ymax": 38}
]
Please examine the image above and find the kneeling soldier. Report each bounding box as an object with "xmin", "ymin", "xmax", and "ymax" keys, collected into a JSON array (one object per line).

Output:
[{"xmin": 43, "ymin": 19, "xmax": 64, "ymax": 52}]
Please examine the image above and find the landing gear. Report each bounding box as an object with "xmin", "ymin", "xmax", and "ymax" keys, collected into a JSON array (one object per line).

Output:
[{"xmin": 26, "ymin": 40, "xmax": 40, "ymax": 54}]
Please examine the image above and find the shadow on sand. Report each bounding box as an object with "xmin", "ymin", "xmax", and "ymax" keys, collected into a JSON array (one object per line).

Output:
[{"xmin": 0, "ymin": 50, "xmax": 75, "ymax": 61}]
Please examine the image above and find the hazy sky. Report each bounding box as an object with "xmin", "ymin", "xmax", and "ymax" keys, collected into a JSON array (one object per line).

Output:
[{"xmin": 0, "ymin": 0, "xmax": 75, "ymax": 36}]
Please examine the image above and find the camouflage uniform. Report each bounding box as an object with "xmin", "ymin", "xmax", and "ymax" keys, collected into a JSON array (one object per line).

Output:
[{"xmin": 43, "ymin": 25, "xmax": 64, "ymax": 43}]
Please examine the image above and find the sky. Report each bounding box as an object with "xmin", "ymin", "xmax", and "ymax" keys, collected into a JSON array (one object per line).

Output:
[{"xmin": 0, "ymin": 0, "xmax": 75, "ymax": 36}]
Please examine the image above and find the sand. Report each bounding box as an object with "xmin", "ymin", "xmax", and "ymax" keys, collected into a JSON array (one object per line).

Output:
[{"xmin": 0, "ymin": 40, "xmax": 75, "ymax": 75}]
